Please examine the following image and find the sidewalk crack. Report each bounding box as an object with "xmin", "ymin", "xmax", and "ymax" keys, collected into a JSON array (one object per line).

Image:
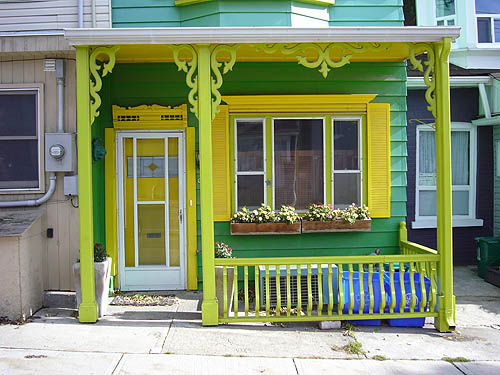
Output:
[
  {"xmin": 110, "ymin": 353, "xmax": 124, "ymax": 375},
  {"xmin": 292, "ymin": 358, "xmax": 300, "ymax": 374}
]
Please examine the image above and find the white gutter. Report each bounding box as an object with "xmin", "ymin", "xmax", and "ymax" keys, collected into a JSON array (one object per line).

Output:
[
  {"xmin": 64, "ymin": 26, "xmax": 461, "ymax": 45},
  {"xmin": 407, "ymin": 76, "xmax": 492, "ymax": 88}
]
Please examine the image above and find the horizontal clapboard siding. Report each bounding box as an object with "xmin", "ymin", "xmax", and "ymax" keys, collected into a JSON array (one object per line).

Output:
[
  {"xmin": 112, "ymin": 0, "xmax": 402, "ymax": 27},
  {"xmin": 0, "ymin": 0, "xmax": 111, "ymax": 32}
]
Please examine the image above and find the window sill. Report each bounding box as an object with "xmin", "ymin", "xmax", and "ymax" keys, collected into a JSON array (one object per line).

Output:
[{"xmin": 411, "ymin": 218, "xmax": 484, "ymax": 229}]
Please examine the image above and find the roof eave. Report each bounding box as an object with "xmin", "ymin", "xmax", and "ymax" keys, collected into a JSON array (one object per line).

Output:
[{"xmin": 64, "ymin": 26, "xmax": 461, "ymax": 46}]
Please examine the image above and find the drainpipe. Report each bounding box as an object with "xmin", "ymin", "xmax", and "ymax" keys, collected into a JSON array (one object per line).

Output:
[
  {"xmin": 91, "ymin": 0, "xmax": 97, "ymax": 28},
  {"xmin": 78, "ymin": 0, "xmax": 84, "ymax": 28},
  {"xmin": 0, "ymin": 59, "xmax": 65, "ymax": 208}
]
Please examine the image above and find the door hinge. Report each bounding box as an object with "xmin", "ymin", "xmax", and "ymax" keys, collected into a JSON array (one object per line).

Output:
[{"xmin": 179, "ymin": 208, "xmax": 183, "ymax": 224}]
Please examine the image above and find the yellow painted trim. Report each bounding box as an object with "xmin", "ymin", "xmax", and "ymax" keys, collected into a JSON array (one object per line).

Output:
[
  {"xmin": 367, "ymin": 103, "xmax": 391, "ymax": 218},
  {"xmin": 186, "ymin": 127, "xmax": 198, "ymax": 290},
  {"xmin": 222, "ymin": 95, "xmax": 377, "ymax": 113},
  {"xmin": 265, "ymin": 116, "xmax": 273, "ymax": 206},
  {"xmin": 104, "ymin": 128, "xmax": 118, "ymax": 287},
  {"xmin": 112, "ymin": 104, "xmax": 188, "ymax": 130},
  {"xmin": 175, "ymin": 0, "xmax": 334, "ymax": 6},
  {"xmin": 175, "ymin": 0, "xmax": 210, "ymax": 6},
  {"xmin": 212, "ymin": 105, "xmax": 231, "ymax": 221},
  {"xmin": 325, "ymin": 115, "xmax": 332, "ymax": 205}
]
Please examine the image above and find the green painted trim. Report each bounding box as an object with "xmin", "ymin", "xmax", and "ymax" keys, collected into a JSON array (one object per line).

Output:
[
  {"xmin": 265, "ymin": 115, "xmax": 273, "ymax": 206},
  {"xmin": 76, "ymin": 46, "xmax": 98, "ymax": 323}
]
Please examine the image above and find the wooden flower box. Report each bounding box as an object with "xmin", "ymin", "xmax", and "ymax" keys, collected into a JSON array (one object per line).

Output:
[
  {"xmin": 230, "ymin": 222, "xmax": 301, "ymax": 235},
  {"xmin": 301, "ymin": 219, "xmax": 371, "ymax": 233}
]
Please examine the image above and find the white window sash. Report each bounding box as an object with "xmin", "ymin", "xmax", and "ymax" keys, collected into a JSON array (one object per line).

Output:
[
  {"xmin": 332, "ymin": 117, "xmax": 363, "ymax": 207},
  {"xmin": 414, "ymin": 122, "xmax": 479, "ymax": 228},
  {"xmin": 0, "ymin": 86, "xmax": 42, "ymax": 192},
  {"xmin": 234, "ymin": 117, "xmax": 266, "ymax": 211}
]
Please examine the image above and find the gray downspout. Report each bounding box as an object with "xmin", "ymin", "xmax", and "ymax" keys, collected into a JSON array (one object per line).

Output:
[{"xmin": 78, "ymin": 0, "xmax": 84, "ymax": 28}]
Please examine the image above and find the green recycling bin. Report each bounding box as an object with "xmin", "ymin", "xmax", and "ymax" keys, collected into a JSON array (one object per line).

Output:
[{"xmin": 475, "ymin": 237, "xmax": 500, "ymax": 278}]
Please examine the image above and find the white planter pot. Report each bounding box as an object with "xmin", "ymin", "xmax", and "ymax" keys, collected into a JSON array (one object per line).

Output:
[
  {"xmin": 73, "ymin": 257, "xmax": 112, "ymax": 318},
  {"xmin": 215, "ymin": 266, "xmax": 234, "ymax": 317}
]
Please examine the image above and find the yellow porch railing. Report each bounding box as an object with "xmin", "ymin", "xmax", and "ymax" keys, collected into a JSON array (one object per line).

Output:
[{"xmin": 214, "ymin": 223, "xmax": 440, "ymax": 324}]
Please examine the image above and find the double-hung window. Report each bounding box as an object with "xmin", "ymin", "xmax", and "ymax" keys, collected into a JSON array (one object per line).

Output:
[
  {"xmin": 0, "ymin": 86, "xmax": 42, "ymax": 192},
  {"xmin": 234, "ymin": 115, "xmax": 363, "ymax": 211},
  {"xmin": 436, "ymin": 0, "xmax": 456, "ymax": 26},
  {"xmin": 475, "ymin": 0, "xmax": 500, "ymax": 44},
  {"xmin": 414, "ymin": 122, "xmax": 482, "ymax": 228}
]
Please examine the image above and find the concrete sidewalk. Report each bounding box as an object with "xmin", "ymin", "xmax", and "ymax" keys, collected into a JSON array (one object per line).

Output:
[{"xmin": 1, "ymin": 267, "xmax": 499, "ymax": 374}]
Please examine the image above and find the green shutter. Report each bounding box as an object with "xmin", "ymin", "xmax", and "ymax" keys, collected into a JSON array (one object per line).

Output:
[{"xmin": 367, "ymin": 103, "xmax": 391, "ymax": 218}]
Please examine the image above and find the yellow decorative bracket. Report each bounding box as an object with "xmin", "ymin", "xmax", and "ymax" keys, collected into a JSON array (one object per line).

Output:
[
  {"xmin": 172, "ymin": 45, "xmax": 199, "ymax": 118},
  {"xmin": 89, "ymin": 46, "xmax": 120, "ymax": 125},
  {"xmin": 173, "ymin": 44, "xmax": 238, "ymax": 120},
  {"xmin": 210, "ymin": 44, "xmax": 239, "ymax": 119},
  {"xmin": 409, "ymin": 43, "xmax": 436, "ymax": 121},
  {"xmin": 255, "ymin": 43, "xmax": 389, "ymax": 78}
]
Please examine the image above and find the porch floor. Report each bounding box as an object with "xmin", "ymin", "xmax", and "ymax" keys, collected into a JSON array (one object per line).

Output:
[{"xmin": 1, "ymin": 267, "xmax": 499, "ymax": 372}]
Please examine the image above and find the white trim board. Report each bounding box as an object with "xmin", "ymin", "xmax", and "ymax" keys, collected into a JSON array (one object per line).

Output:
[{"xmin": 64, "ymin": 26, "xmax": 461, "ymax": 46}]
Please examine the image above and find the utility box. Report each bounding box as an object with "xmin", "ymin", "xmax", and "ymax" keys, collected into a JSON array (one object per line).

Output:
[
  {"xmin": 475, "ymin": 237, "xmax": 500, "ymax": 278},
  {"xmin": 63, "ymin": 175, "xmax": 78, "ymax": 196},
  {"xmin": 45, "ymin": 133, "xmax": 76, "ymax": 172}
]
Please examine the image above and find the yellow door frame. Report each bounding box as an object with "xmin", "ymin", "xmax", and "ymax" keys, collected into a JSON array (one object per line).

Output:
[{"xmin": 104, "ymin": 104, "xmax": 198, "ymax": 291}]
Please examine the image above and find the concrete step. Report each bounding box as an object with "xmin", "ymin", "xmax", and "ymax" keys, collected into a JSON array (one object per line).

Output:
[{"xmin": 43, "ymin": 291, "xmax": 76, "ymax": 309}]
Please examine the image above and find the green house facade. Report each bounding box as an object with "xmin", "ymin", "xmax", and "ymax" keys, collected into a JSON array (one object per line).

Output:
[{"xmin": 64, "ymin": 0, "xmax": 460, "ymax": 330}]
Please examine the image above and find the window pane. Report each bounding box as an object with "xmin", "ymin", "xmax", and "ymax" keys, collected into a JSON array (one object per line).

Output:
[
  {"xmin": 419, "ymin": 190, "xmax": 469, "ymax": 216},
  {"xmin": 419, "ymin": 131, "xmax": 437, "ymax": 186},
  {"xmin": 477, "ymin": 17, "xmax": 492, "ymax": 43},
  {"xmin": 334, "ymin": 120, "xmax": 359, "ymax": 170},
  {"xmin": 436, "ymin": 0, "xmax": 455, "ymax": 17},
  {"xmin": 437, "ymin": 20, "xmax": 445, "ymax": 26},
  {"xmin": 448, "ymin": 19, "xmax": 455, "ymax": 26},
  {"xmin": 237, "ymin": 120, "xmax": 263, "ymax": 172},
  {"xmin": 334, "ymin": 173, "xmax": 361, "ymax": 208},
  {"xmin": 237, "ymin": 175, "xmax": 264, "ymax": 210},
  {"xmin": 274, "ymin": 119, "xmax": 324, "ymax": 210},
  {"xmin": 138, "ymin": 204, "xmax": 166, "ymax": 266},
  {"xmin": 0, "ymin": 93, "xmax": 37, "ymax": 136},
  {"xmin": 475, "ymin": 0, "xmax": 500, "ymax": 14},
  {"xmin": 0, "ymin": 140, "xmax": 38, "ymax": 189},
  {"xmin": 495, "ymin": 19, "xmax": 500, "ymax": 42},
  {"xmin": 419, "ymin": 191, "xmax": 437, "ymax": 216},
  {"xmin": 451, "ymin": 131, "xmax": 469, "ymax": 185},
  {"xmin": 453, "ymin": 191, "xmax": 469, "ymax": 215}
]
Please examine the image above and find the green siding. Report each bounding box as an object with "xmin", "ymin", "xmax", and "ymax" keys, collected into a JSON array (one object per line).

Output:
[
  {"xmin": 112, "ymin": 0, "xmax": 403, "ymax": 27},
  {"xmin": 103, "ymin": 61, "xmax": 407, "ymax": 289}
]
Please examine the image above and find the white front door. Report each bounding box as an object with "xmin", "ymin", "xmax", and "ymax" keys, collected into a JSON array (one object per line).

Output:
[{"xmin": 117, "ymin": 132, "xmax": 186, "ymax": 291}]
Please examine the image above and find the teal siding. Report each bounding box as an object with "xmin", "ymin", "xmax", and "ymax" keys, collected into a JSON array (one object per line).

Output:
[
  {"xmin": 329, "ymin": 0, "xmax": 404, "ymax": 26},
  {"xmin": 103, "ymin": 61, "xmax": 407, "ymax": 289},
  {"xmin": 112, "ymin": 0, "xmax": 403, "ymax": 27}
]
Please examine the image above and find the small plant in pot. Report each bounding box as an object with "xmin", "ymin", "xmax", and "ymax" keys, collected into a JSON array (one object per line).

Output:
[
  {"xmin": 214, "ymin": 241, "xmax": 235, "ymax": 317},
  {"xmin": 73, "ymin": 243, "xmax": 112, "ymax": 318}
]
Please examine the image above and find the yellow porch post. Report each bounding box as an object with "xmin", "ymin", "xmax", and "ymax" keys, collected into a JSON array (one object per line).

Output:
[
  {"xmin": 76, "ymin": 46, "xmax": 98, "ymax": 323},
  {"xmin": 434, "ymin": 38, "xmax": 456, "ymax": 332},
  {"xmin": 198, "ymin": 44, "xmax": 218, "ymax": 325}
]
